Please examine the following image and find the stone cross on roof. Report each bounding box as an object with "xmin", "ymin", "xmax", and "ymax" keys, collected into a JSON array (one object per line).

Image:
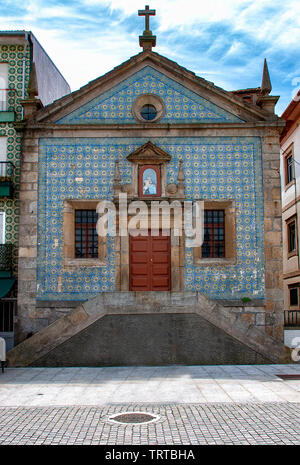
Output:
[
  {"xmin": 138, "ymin": 5, "xmax": 156, "ymax": 32},
  {"xmin": 138, "ymin": 5, "xmax": 156, "ymax": 52}
]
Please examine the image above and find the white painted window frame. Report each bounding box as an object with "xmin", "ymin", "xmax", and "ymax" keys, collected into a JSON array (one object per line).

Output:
[
  {"xmin": 0, "ymin": 63, "xmax": 9, "ymax": 111},
  {"xmin": 0, "ymin": 212, "xmax": 5, "ymax": 244},
  {"xmin": 0, "ymin": 137, "xmax": 7, "ymax": 177}
]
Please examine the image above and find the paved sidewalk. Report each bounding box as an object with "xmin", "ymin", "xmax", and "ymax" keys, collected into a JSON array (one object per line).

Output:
[
  {"xmin": 1, "ymin": 365, "xmax": 300, "ymax": 445},
  {"xmin": 1, "ymin": 364, "xmax": 300, "ymax": 405},
  {"xmin": 1, "ymin": 403, "xmax": 300, "ymax": 445}
]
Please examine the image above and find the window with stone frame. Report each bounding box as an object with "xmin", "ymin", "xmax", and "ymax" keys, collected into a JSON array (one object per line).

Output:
[
  {"xmin": 284, "ymin": 145, "xmax": 294, "ymax": 187},
  {"xmin": 63, "ymin": 200, "xmax": 106, "ymax": 268},
  {"xmin": 287, "ymin": 216, "xmax": 297, "ymax": 257},
  {"xmin": 193, "ymin": 200, "xmax": 236, "ymax": 265},
  {"xmin": 289, "ymin": 283, "xmax": 300, "ymax": 309}
]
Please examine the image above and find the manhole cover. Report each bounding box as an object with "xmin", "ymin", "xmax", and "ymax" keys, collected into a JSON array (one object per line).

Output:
[
  {"xmin": 108, "ymin": 412, "xmax": 159, "ymax": 425},
  {"xmin": 276, "ymin": 374, "xmax": 300, "ymax": 380}
]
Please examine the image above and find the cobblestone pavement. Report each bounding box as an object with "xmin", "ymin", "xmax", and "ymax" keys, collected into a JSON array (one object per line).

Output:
[
  {"xmin": 1, "ymin": 365, "xmax": 300, "ymax": 445},
  {"xmin": 0, "ymin": 403, "xmax": 299, "ymax": 445}
]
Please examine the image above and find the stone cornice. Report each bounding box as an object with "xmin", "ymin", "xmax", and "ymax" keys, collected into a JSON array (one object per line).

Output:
[{"xmin": 15, "ymin": 120, "xmax": 286, "ymax": 133}]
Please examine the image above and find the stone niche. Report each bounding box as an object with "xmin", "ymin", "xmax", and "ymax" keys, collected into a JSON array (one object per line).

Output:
[
  {"xmin": 113, "ymin": 141, "xmax": 185, "ymax": 200},
  {"xmin": 112, "ymin": 141, "xmax": 186, "ymax": 292}
]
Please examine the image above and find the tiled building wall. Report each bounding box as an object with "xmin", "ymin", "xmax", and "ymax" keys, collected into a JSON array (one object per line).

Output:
[
  {"xmin": 37, "ymin": 136, "xmax": 264, "ymax": 302},
  {"xmin": 58, "ymin": 66, "xmax": 243, "ymax": 125},
  {"xmin": 0, "ymin": 43, "xmax": 30, "ymax": 289}
]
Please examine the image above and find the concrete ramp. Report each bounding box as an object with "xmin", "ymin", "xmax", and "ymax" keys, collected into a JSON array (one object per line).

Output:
[{"xmin": 7, "ymin": 292, "xmax": 292, "ymax": 366}]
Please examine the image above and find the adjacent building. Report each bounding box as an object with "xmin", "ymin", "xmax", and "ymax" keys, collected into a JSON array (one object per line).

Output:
[
  {"xmin": 0, "ymin": 31, "xmax": 70, "ymax": 349},
  {"xmin": 280, "ymin": 89, "xmax": 300, "ymax": 347}
]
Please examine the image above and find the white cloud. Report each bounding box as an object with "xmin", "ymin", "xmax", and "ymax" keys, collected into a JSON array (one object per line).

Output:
[
  {"xmin": 20, "ymin": 25, "xmax": 137, "ymax": 91},
  {"xmin": 0, "ymin": 0, "xmax": 138, "ymax": 90},
  {"xmin": 92, "ymin": 0, "xmax": 250, "ymax": 24},
  {"xmin": 0, "ymin": 0, "xmax": 299, "ymax": 113},
  {"xmin": 235, "ymin": 0, "xmax": 300, "ymax": 47},
  {"xmin": 225, "ymin": 40, "xmax": 244, "ymax": 57},
  {"xmin": 99, "ymin": 0, "xmax": 300, "ymax": 48}
]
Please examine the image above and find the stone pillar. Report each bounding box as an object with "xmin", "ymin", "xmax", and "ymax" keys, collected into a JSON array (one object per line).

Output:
[
  {"xmin": 63, "ymin": 202, "xmax": 75, "ymax": 259},
  {"xmin": 17, "ymin": 132, "xmax": 39, "ymax": 342},
  {"xmin": 262, "ymin": 130, "xmax": 284, "ymax": 340},
  {"xmin": 177, "ymin": 160, "xmax": 185, "ymax": 198}
]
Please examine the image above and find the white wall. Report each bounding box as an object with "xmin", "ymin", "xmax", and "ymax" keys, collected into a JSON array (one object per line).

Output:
[
  {"xmin": 281, "ymin": 123, "xmax": 300, "ymax": 209},
  {"xmin": 284, "ymin": 329, "xmax": 300, "ymax": 348}
]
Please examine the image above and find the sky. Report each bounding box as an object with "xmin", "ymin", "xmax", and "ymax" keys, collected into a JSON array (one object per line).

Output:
[{"xmin": 0, "ymin": 0, "xmax": 299, "ymax": 115}]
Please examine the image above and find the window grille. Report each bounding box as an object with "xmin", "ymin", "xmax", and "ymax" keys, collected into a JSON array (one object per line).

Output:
[{"xmin": 75, "ymin": 210, "xmax": 98, "ymax": 258}]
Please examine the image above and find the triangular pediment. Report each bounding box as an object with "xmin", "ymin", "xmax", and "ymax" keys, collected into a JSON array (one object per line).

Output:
[
  {"xmin": 31, "ymin": 50, "xmax": 280, "ymax": 125},
  {"xmin": 127, "ymin": 141, "xmax": 171, "ymax": 163},
  {"xmin": 57, "ymin": 66, "xmax": 243, "ymax": 125}
]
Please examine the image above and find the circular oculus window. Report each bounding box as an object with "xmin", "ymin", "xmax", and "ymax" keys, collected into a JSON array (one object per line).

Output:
[
  {"xmin": 132, "ymin": 94, "xmax": 165, "ymax": 123},
  {"xmin": 140, "ymin": 104, "xmax": 157, "ymax": 121}
]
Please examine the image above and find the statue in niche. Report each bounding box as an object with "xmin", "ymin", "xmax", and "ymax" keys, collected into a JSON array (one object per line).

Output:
[{"xmin": 142, "ymin": 168, "xmax": 157, "ymax": 195}]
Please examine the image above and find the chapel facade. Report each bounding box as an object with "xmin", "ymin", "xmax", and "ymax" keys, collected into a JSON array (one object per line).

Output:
[{"xmin": 8, "ymin": 8, "xmax": 292, "ymax": 366}]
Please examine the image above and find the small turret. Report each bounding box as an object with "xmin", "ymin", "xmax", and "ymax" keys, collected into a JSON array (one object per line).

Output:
[
  {"xmin": 257, "ymin": 58, "xmax": 279, "ymax": 114},
  {"xmin": 20, "ymin": 61, "xmax": 43, "ymax": 119},
  {"xmin": 260, "ymin": 58, "xmax": 272, "ymax": 96}
]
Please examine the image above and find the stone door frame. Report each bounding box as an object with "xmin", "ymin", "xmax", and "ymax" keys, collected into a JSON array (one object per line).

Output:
[
  {"xmin": 115, "ymin": 207, "xmax": 185, "ymax": 291},
  {"xmin": 129, "ymin": 230, "xmax": 171, "ymax": 291}
]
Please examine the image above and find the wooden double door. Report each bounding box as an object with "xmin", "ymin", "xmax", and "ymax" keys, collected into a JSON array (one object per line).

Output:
[{"xmin": 129, "ymin": 231, "xmax": 171, "ymax": 291}]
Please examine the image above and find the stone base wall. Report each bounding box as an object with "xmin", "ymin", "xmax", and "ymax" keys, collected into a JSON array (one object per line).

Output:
[
  {"xmin": 31, "ymin": 313, "xmax": 270, "ymax": 366},
  {"xmin": 8, "ymin": 291, "xmax": 291, "ymax": 367},
  {"xmin": 17, "ymin": 299, "xmax": 274, "ymax": 344},
  {"xmin": 227, "ymin": 305, "xmax": 271, "ymax": 327}
]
